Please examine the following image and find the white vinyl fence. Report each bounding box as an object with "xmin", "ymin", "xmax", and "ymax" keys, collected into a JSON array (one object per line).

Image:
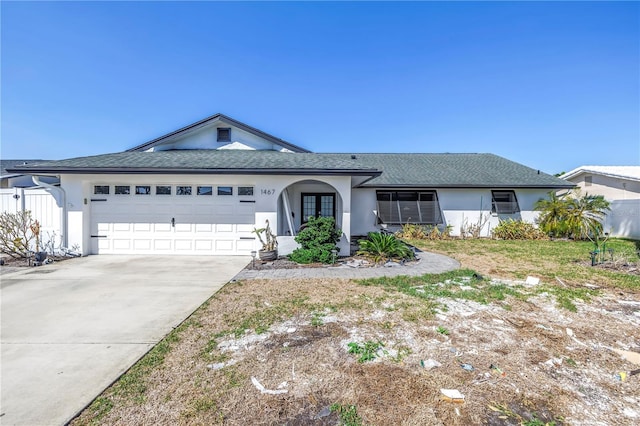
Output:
[
  {"xmin": 603, "ymin": 199, "xmax": 640, "ymax": 240},
  {"xmin": 0, "ymin": 188, "xmax": 63, "ymax": 252}
]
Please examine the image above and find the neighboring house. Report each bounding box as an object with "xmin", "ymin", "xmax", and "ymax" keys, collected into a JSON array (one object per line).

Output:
[
  {"xmin": 1, "ymin": 159, "xmax": 59, "ymax": 188},
  {"xmin": 560, "ymin": 166, "xmax": 640, "ymax": 239},
  {"xmin": 8, "ymin": 113, "xmax": 573, "ymax": 256}
]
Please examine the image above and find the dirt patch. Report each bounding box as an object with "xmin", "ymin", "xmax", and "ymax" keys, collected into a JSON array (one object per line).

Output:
[{"xmin": 72, "ymin": 275, "xmax": 640, "ymax": 426}]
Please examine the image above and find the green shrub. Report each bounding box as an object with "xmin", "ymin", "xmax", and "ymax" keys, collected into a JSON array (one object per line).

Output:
[
  {"xmin": 492, "ymin": 219, "xmax": 547, "ymax": 240},
  {"xmin": 289, "ymin": 216, "xmax": 341, "ymax": 264},
  {"xmin": 357, "ymin": 232, "xmax": 415, "ymax": 263}
]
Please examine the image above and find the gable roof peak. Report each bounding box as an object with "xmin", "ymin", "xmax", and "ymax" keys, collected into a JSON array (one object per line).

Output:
[{"xmin": 126, "ymin": 113, "xmax": 311, "ymax": 153}]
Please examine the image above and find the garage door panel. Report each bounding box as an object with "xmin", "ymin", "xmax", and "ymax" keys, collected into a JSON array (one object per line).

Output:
[
  {"xmin": 237, "ymin": 224, "xmax": 254, "ymax": 233},
  {"xmin": 97, "ymin": 223, "xmax": 110, "ymax": 232},
  {"xmin": 154, "ymin": 240, "xmax": 172, "ymax": 251},
  {"xmin": 195, "ymin": 240, "xmax": 213, "ymax": 251},
  {"xmin": 195, "ymin": 224, "xmax": 212, "ymax": 232},
  {"xmin": 175, "ymin": 223, "xmax": 192, "ymax": 232},
  {"xmin": 154, "ymin": 223, "xmax": 172, "ymax": 232},
  {"xmin": 215, "ymin": 240, "xmax": 234, "ymax": 252},
  {"xmin": 113, "ymin": 223, "xmax": 131, "ymax": 232},
  {"xmin": 134, "ymin": 223, "xmax": 152, "ymax": 232},
  {"xmin": 216, "ymin": 224, "xmax": 234, "ymax": 233},
  {"xmin": 237, "ymin": 204, "xmax": 255, "ymax": 215},
  {"xmin": 174, "ymin": 240, "xmax": 193, "ymax": 251},
  {"xmin": 133, "ymin": 240, "xmax": 152, "ymax": 250},
  {"xmin": 113, "ymin": 240, "xmax": 131, "ymax": 250},
  {"xmin": 215, "ymin": 205, "xmax": 234, "ymax": 215}
]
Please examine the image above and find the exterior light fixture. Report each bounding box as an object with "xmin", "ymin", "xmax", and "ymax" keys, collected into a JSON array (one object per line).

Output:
[{"xmin": 250, "ymin": 250, "xmax": 257, "ymax": 268}]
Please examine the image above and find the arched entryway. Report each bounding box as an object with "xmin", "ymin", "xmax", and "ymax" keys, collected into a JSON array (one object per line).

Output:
[
  {"xmin": 277, "ymin": 179, "xmax": 344, "ymax": 236},
  {"xmin": 275, "ymin": 179, "xmax": 351, "ymax": 256}
]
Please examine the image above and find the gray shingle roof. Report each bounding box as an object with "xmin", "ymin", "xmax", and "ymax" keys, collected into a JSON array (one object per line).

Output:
[
  {"xmin": 350, "ymin": 153, "xmax": 573, "ymax": 188},
  {"xmin": 1, "ymin": 159, "xmax": 47, "ymax": 177},
  {"xmin": 6, "ymin": 150, "xmax": 379, "ymax": 176},
  {"xmin": 7, "ymin": 150, "xmax": 573, "ymax": 188}
]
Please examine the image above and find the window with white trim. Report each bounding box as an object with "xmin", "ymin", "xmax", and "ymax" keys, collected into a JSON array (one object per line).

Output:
[
  {"xmin": 135, "ymin": 185, "xmax": 151, "ymax": 195},
  {"xmin": 238, "ymin": 186, "xmax": 254, "ymax": 196},
  {"xmin": 115, "ymin": 185, "xmax": 130, "ymax": 195},
  {"xmin": 376, "ymin": 191, "xmax": 442, "ymax": 224},
  {"xmin": 94, "ymin": 185, "xmax": 109, "ymax": 195},
  {"xmin": 156, "ymin": 185, "xmax": 171, "ymax": 195},
  {"xmin": 491, "ymin": 190, "xmax": 520, "ymax": 214},
  {"xmin": 218, "ymin": 186, "xmax": 233, "ymax": 196},
  {"xmin": 197, "ymin": 186, "xmax": 212, "ymax": 196},
  {"xmin": 176, "ymin": 186, "xmax": 192, "ymax": 195}
]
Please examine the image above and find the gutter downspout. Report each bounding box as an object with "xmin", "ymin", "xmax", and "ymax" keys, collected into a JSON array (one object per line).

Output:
[{"xmin": 32, "ymin": 176, "xmax": 67, "ymax": 248}]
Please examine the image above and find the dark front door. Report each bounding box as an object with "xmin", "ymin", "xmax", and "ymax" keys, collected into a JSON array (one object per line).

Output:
[{"xmin": 302, "ymin": 193, "xmax": 335, "ymax": 222}]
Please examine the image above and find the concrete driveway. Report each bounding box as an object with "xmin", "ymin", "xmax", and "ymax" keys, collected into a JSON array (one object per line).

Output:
[{"xmin": 1, "ymin": 255, "xmax": 249, "ymax": 426}]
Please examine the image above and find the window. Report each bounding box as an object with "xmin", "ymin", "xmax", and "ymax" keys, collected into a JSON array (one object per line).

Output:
[
  {"xmin": 115, "ymin": 185, "xmax": 131, "ymax": 195},
  {"xmin": 585, "ymin": 176, "xmax": 592, "ymax": 187},
  {"xmin": 135, "ymin": 185, "xmax": 151, "ymax": 195},
  {"xmin": 94, "ymin": 185, "xmax": 109, "ymax": 195},
  {"xmin": 491, "ymin": 191, "xmax": 520, "ymax": 214},
  {"xmin": 197, "ymin": 186, "xmax": 212, "ymax": 196},
  {"xmin": 218, "ymin": 186, "xmax": 233, "ymax": 196},
  {"xmin": 176, "ymin": 185, "xmax": 192, "ymax": 195},
  {"xmin": 156, "ymin": 185, "xmax": 171, "ymax": 195},
  {"xmin": 376, "ymin": 191, "xmax": 442, "ymax": 224},
  {"xmin": 217, "ymin": 127, "xmax": 231, "ymax": 142},
  {"xmin": 238, "ymin": 186, "xmax": 254, "ymax": 196}
]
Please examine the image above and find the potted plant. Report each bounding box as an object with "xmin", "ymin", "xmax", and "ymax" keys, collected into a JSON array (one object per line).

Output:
[
  {"xmin": 253, "ymin": 219, "xmax": 278, "ymax": 261},
  {"xmin": 30, "ymin": 220, "xmax": 47, "ymax": 264}
]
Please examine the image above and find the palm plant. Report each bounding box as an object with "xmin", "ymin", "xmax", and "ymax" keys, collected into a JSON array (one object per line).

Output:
[
  {"xmin": 564, "ymin": 192, "xmax": 610, "ymax": 239},
  {"xmin": 535, "ymin": 191, "xmax": 570, "ymax": 236},
  {"xmin": 535, "ymin": 190, "xmax": 610, "ymax": 239}
]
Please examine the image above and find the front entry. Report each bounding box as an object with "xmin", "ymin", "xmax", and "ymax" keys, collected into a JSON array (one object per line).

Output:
[{"xmin": 301, "ymin": 193, "xmax": 335, "ymax": 222}]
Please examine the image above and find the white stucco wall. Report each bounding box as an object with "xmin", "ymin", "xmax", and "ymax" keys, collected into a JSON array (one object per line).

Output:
[{"xmin": 351, "ymin": 187, "xmax": 551, "ymax": 237}]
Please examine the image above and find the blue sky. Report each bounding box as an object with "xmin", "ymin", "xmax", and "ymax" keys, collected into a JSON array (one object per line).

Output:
[{"xmin": 2, "ymin": 1, "xmax": 638, "ymax": 174}]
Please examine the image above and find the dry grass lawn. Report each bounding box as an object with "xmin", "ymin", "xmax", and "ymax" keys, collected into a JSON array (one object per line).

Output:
[{"xmin": 71, "ymin": 240, "xmax": 640, "ymax": 426}]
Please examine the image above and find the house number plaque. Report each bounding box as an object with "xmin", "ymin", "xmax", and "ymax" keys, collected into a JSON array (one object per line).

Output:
[{"xmin": 260, "ymin": 189, "xmax": 276, "ymax": 195}]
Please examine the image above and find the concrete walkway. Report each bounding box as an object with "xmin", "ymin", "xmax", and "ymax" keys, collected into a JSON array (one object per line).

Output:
[
  {"xmin": 233, "ymin": 251, "xmax": 460, "ymax": 281},
  {"xmin": 1, "ymin": 255, "xmax": 249, "ymax": 426}
]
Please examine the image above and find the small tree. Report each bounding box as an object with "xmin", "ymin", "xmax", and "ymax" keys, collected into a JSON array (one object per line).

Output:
[
  {"xmin": 289, "ymin": 216, "xmax": 342, "ymax": 264},
  {"xmin": 0, "ymin": 211, "xmax": 37, "ymax": 259}
]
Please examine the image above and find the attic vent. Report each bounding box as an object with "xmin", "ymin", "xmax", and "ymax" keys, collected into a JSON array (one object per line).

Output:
[{"xmin": 217, "ymin": 128, "xmax": 231, "ymax": 142}]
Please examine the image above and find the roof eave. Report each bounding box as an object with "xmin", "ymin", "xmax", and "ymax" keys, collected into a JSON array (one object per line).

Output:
[
  {"xmin": 359, "ymin": 183, "xmax": 576, "ymax": 189},
  {"xmin": 9, "ymin": 167, "xmax": 380, "ymax": 176}
]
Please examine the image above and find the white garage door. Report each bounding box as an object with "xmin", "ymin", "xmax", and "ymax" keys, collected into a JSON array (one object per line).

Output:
[{"xmin": 90, "ymin": 184, "xmax": 256, "ymax": 255}]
